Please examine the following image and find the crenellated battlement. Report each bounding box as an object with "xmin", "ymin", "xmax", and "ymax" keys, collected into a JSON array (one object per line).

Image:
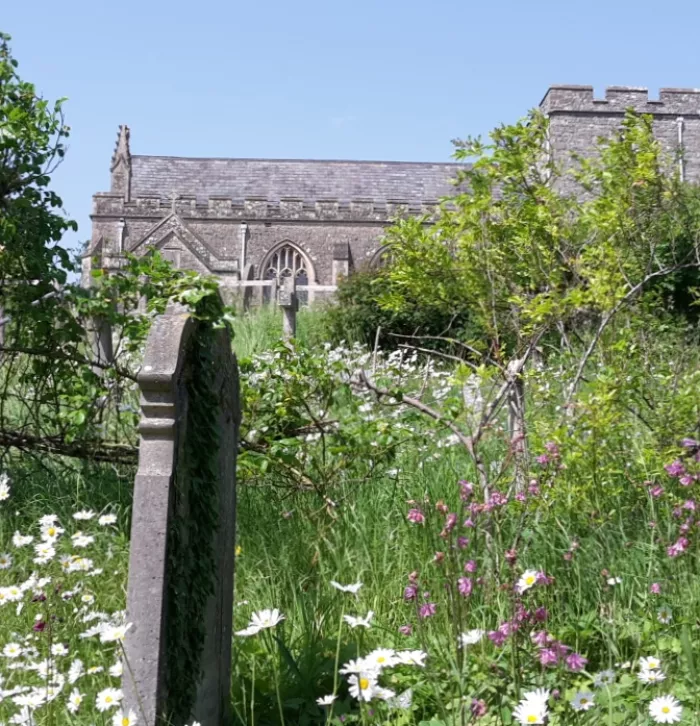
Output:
[
  {"xmin": 92, "ymin": 192, "xmax": 434, "ymax": 223},
  {"xmin": 541, "ymin": 85, "xmax": 700, "ymax": 115}
]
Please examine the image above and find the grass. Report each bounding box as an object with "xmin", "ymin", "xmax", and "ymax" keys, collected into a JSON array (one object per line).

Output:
[{"xmin": 0, "ymin": 307, "xmax": 699, "ymax": 725}]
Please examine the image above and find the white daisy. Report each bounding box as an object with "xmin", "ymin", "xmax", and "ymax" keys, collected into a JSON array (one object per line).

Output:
[
  {"xmin": 515, "ymin": 569, "xmax": 540, "ymax": 594},
  {"xmin": 0, "ymin": 553, "xmax": 12, "ymax": 569},
  {"xmin": 513, "ymin": 698, "xmax": 547, "ymax": 725},
  {"xmin": 250, "ymin": 609, "xmax": 285, "ymax": 630},
  {"xmin": 12, "ymin": 532, "xmax": 33, "ymax": 548},
  {"xmin": 339, "ymin": 657, "xmax": 373, "ymax": 675},
  {"xmin": 96, "ymin": 687, "xmax": 123, "ymax": 711},
  {"xmin": 3, "ymin": 642, "xmax": 22, "ymax": 658},
  {"xmin": 393, "ymin": 650, "xmax": 427, "ymax": 667},
  {"xmin": 343, "ymin": 611, "xmax": 374, "ymax": 629},
  {"xmin": 0, "ymin": 474, "xmax": 10, "ymax": 501},
  {"xmin": 363, "ymin": 648, "xmax": 398, "ymax": 670},
  {"xmin": 330, "ymin": 581, "xmax": 363, "ymax": 594},
  {"xmin": 67, "ymin": 687, "xmax": 84, "ymax": 713},
  {"xmin": 99, "ymin": 623, "xmax": 132, "ymax": 643},
  {"xmin": 71, "ymin": 533, "xmax": 95, "ymax": 548},
  {"xmin": 570, "ymin": 691, "xmax": 595, "ymax": 711},
  {"xmin": 657, "ymin": 606, "xmax": 673, "ymax": 624},
  {"xmin": 40, "ymin": 523, "xmax": 63, "ymax": 542},
  {"xmin": 109, "ymin": 660, "xmax": 123, "ymax": 677},
  {"xmin": 649, "ymin": 695, "xmax": 682, "ymax": 724},
  {"xmin": 638, "ymin": 668, "xmax": 666, "ymax": 684},
  {"xmin": 316, "ymin": 695, "xmax": 337, "ymax": 706},
  {"xmin": 51, "ymin": 643, "xmax": 68, "ymax": 657},
  {"xmin": 606, "ymin": 576, "xmax": 622, "ymax": 585},
  {"xmin": 112, "ymin": 708, "xmax": 138, "ymax": 726},
  {"xmin": 521, "ymin": 689, "xmax": 550, "ymax": 707},
  {"xmin": 640, "ymin": 656, "xmax": 662, "ymax": 671},
  {"xmin": 98, "ymin": 514, "xmax": 118, "ymax": 526},
  {"xmin": 73, "ymin": 510, "xmax": 96, "ymax": 521},
  {"xmin": 593, "ymin": 669, "xmax": 615, "ymax": 687},
  {"xmin": 38, "ymin": 514, "xmax": 58, "ymax": 527},
  {"xmin": 347, "ymin": 672, "xmax": 380, "ymax": 702},
  {"xmin": 459, "ymin": 629, "xmax": 485, "ymax": 647}
]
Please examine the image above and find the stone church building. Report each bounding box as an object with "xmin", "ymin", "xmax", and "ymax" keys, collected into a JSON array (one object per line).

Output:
[{"xmin": 85, "ymin": 85, "xmax": 700, "ymax": 301}]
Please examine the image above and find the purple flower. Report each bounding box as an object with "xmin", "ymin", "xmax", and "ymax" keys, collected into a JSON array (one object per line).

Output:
[
  {"xmin": 505, "ymin": 549, "xmax": 518, "ymax": 566},
  {"xmin": 419, "ymin": 602, "xmax": 436, "ymax": 619},
  {"xmin": 407, "ymin": 508, "xmax": 425, "ymax": 524},
  {"xmin": 464, "ymin": 560, "xmax": 477, "ymax": 573},
  {"xmin": 531, "ymin": 630, "xmax": 549, "ymax": 647},
  {"xmin": 444, "ymin": 513, "xmax": 458, "ymax": 532},
  {"xmin": 650, "ymin": 582, "xmax": 661, "ymax": 594},
  {"xmin": 534, "ymin": 607, "xmax": 548, "ymax": 622},
  {"xmin": 398, "ymin": 624, "xmax": 413, "ymax": 636},
  {"xmin": 650, "ymin": 485, "xmax": 664, "ymax": 498},
  {"xmin": 565, "ymin": 652, "xmax": 588, "ymax": 672},
  {"xmin": 457, "ymin": 536, "xmax": 469, "ymax": 550},
  {"xmin": 545, "ymin": 441, "xmax": 560, "ymax": 457},
  {"xmin": 487, "ymin": 491, "xmax": 508, "ymax": 509},
  {"xmin": 458, "ymin": 577, "xmax": 473, "ymax": 598},
  {"xmin": 515, "ymin": 492, "xmax": 526, "ymax": 502},
  {"xmin": 667, "ymin": 537, "xmax": 689, "ymax": 558},
  {"xmin": 33, "ymin": 621, "xmax": 47, "ymax": 632},
  {"xmin": 680, "ymin": 475, "xmax": 695, "ymax": 487},
  {"xmin": 487, "ymin": 630, "xmax": 507, "ymax": 647},
  {"xmin": 682, "ymin": 438, "xmax": 699, "ymax": 448},
  {"xmin": 463, "ymin": 518, "xmax": 475, "ymax": 529},
  {"xmin": 471, "ymin": 699, "xmax": 487, "ymax": 718},
  {"xmin": 684, "ymin": 500, "xmax": 696, "ymax": 511},
  {"xmin": 459, "ymin": 480, "xmax": 475, "ymax": 501},
  {"xmin": 665, "ymin": 460, "xmax": 686, "ymax": 478},
  {"xmin": 404, "ymin": 585, "xmax": 418, "ymax": 602},
  {"xmin": 536, "ymin": 454, "xmax": 549, "ymax": 466},
  {"xmin": 528, "ymin": 482, "xmax": 541, "ymax": 496},
  {"xmin": 538, "ymin": 647, "xmax": 559, "ymax": 667}
]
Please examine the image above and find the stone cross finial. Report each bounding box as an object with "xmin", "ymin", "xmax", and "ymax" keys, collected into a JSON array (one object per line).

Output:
[
  {"xmin": 122, "ymin": 301, "xmax": 240, "ymax": 726},
  {"xmin": 169, "ymin": 190, "xmax": 178, "ymax": 213}
]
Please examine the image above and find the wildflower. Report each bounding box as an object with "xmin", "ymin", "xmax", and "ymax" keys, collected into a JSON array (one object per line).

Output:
[
  {"xmin": 649, "ymin": 695, "xmax": 682, "ymax": 724},
  {"xmin": 51, "ymin": 643, "xmax": 68, "ymax": 657},
  {"xmin": 464, "ymin": 560, "xmax": 477, "ymax": 573},
  {"xmin": 459, "ymin": 480, "xmax": 474, "ymax": 500},
  {"xmin": 330, "ymin": 581, "xmax": 362, "ymax": 594},
  {"xmin": 570, "ymin": 691, "xmax": 595, "ymax": 711},
  {"xmin": 364, "ymin": 648, "xmax": 398, "ymax": 669},
  {"xmin": 565, "ymin": 652, "xmax": 588, "ymax": 672},
  {"xmin": 0, "ymin": 553, "xmax": 11, "ymax": 569},
  {"xmin": 516, "ymin": 569, "xmax": 539, "ymax": 594},
  {"xmin": 88, "ymin": 665, "xmax": 105, "ymax": 674},
  {"xmin": 3, "ymin": 642, "xmax": 22, "ymax": 658},
  {"xmin": 99, "ymin": 623, "xmax": 132, "ymax": 643},
  {"xmin": 458, "ymin": 577, "xmax": 473, "ymax": 597},
  {"xmin": 33, "ymin": 542, "xmax": 56, "ymax": 563},
  {"xmin": 12, "ymin": 532, "xmax": 32, "ymax": 548},
  {"xmin": 387, "ymin": 689, "xmax": 413, "ymax": 710},
  {"xmin": 513, "ymin": 697, "xmax": 547, "ymax": 725},
  {"xmin": 112, "ymin": 709, "xmax": 138, "ymax": 726},
  {"xmin": 72, "ymin": 533, "xmax": 95, "ymax": 548},
  {"xmin": 398, "ymin": 624, "xmax": 412, "ymax": 636},
  {"xmin": 471, "ymin": 699, "xmax": 487, "ymax": 718},
  {"xmin": 394, "ymin": 650, "xmax": 427, "ymax": 667},
  {"xmin": 538, "ymin": 647, "xmax": 559, "ymax": 667},
  {"xmin": 96, "ymin": 687, "xmax": 123, "ymax": 711},
  {"xmin": 667, "ymin": 537, "xmax": 689, "ymax": 558},
  {"xmin": 0, "ymin": 474, "xmax": 9, "ymax": 500},
  {"xmin": 403, "ymin": 584, "xmax": 418, "ymax": 601},
  {"xmin": 343, "ymin": 611, "xmax": 374, "ymax": 629},
  {"xmin": 406, "ymin": 508, "xmax": 425, "ymax": 524},
  {"xmin": 607, "ymin": 576, "xmax": 622, "ymax": 586},
  {"xmin": 67, "ymin": 689, "xmax": 84, "ymax": 713},
  {"xmin": 639, "ymin": 669, "xmax": 666, "ymax": 684},
  {"xmin": 316, "ymin": 695, "xmax": 337, "ymax": 706},
  {"xmin": 488, "ymin": 630, "xmax": 507, "ymax": 647},
  {"xmin": 339, "ymin": 657, "xmax": 372, "ymax": 674},
  {"xmin": 650, "ymin": 582, "xmax": 661, "ymax": 594},
  {"xmin": 418, "ymin": 602, "xmax": 436, "ymax": 619},
  {"xmin": 81, "ymin": 593, "xmax": 95, "ymax": 605},
  {"xmin": 347, "ymin": 672, "xmax": 379, "ymax": 702},
  {"xmin": 433, "ymin": 551, "xmax": 445, "ymax": 564},
  {"xmin": 109, "ymin": 660, "xmax": 123, "ymax": 677},
  {"xmin": 665, "ymin": 460, "xmax": 685, "ymax": 477},
  {"xmin": 505, "ymin": 549, "xmax": 518, "ymax": 566},
  {"xmin": 68, "ymin": 659, "xmax": 84, "ymax": 683},
  {"xmin": 658, "ymin": 606, "xmax": 673, "ymax": 624},
  {"xmin": 593, "ymin": 669, "xmax": 615, "ymax": 687},
  {"xmin": 99, "ymin": 513, "xmax": 118, "ymax": 526},
  {"xmin": 40, "ymin": 522, "xmax": 63, "ymax": 541},
  {"xmin": 650, "ymin": 485, "xmax": 664, "ymax": 497},
  {"xmin": 73, "ymin": 509, "xmax": 96, "ymax": 520},
  {"xmin": 640, "ymin": 656, "xmax": 662, "ymax": 671}
]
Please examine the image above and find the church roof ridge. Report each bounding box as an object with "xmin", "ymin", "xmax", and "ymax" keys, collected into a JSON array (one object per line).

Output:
[{"xmin": 130, "ymin": 153, "xmax": 461, "ymax": 167}]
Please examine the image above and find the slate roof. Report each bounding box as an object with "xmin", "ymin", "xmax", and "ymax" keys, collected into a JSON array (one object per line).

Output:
[{"xmin": 130, "ymin": 156, "xmax": 463, "ymax": 204}]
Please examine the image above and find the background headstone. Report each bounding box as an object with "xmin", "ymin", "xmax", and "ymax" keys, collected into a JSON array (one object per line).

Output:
[
  {"xmin": 122, "ymin": 300, "xmax": 240, "ymax": 726},
  {"xmin": 279, "ymin": 275, "xmax": 298, "ymax": 340}
]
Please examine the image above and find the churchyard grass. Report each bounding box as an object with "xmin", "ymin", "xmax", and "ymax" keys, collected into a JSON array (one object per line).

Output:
[{"xmin": 0, "ymin": 309, "xmax": 699, "ymax": 725}]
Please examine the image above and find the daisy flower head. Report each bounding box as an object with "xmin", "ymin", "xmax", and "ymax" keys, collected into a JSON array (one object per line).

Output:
[
  {"xmin": 343, "ymin": 611, "xmax": 374, "ymax": 629},
  {"xmin": 67, "ymin": 689, "xmax": 83, "ymax": 713},
  {"xmin": 112, "ymin": 708, "xmax": 138, "ymax": 726},
  {"xmin": 639, "ymin": 668, "xmax": 666, "ymax": 684},
  {"xmin": 96, "ymin": 687, "xmax": 123, "ymax": 711},
  {"xmin": 570, "ymin": 691, "xmax": 595, "ymax": 711},
  {"xmin": 99, "ymin": 513, "xmax": 118, "ymax": 526},
  {"xmin": 347, "ymin": 672, "xmax": 379, "ymax": 702},
  {"xmin": 0, "ymin": 553, "xmax": 11, "ymax": 569},
  {"xmin": 640, "ymin": 656, "xmax": 662, "ymax": 671},
  {"xmin": 607, "ymin": 576, "xmax": 622, "ymax": 586},
  {"xmin": 316, "ymin": 695, "xmax": 337, "ymax": 706},
  {"xmin": 3, "ymin": 642, "xmax": 22, "ymax": 658},
  {"xmin": 0, "ymin": 473, "xmax": 10, "ymax": 500},
  {"xmin": 459, "ymin": 629, "xmax": 485, "ymax": 647},
  {"xmin": 12, "ymin": 532, "xmax": 32, "ymax": 548},
  {"xmin": 513, "ymin": 697, "xmax": 547, "ymax": 725},
  {"xmin": 593, "ymin": 669, "xmax": 616, "ymax": 687},
  {"xmin": 109, "ymin": 660, "xmax": 124, "ymax": 678},
  {"xmin": 330, "ymin": 580, "xmax": 363, "ymax": 594},
  {"xmin": 516, "ymin": 569, "xmax": 540, "ymax": 594},
  {"xmin": 71, "ymin": 533, "xmax": 95, "ymax": 548},
  {"xmin": 394, "ymin": 649, "xmax": 427, "ymax": 667},
  {"xmin": 250, "ymin": 609, "xmax": 285, "ymax": 630},
  {"xmin": 40, "ymin": 522, "xmax": 63, "ymax": 542},
  {"xmin": 363, "ymin": 648, "xmax": 398, "ymax": 670},
  {"xmin": 522, "ymin": 689, "xmax": 550, "ymax": 708},
  {"xmin": 657, "ymin": 606, "xmax": 673, "ymax": 624},
  {"xmin": 73, "ymin": 510, "xmax": 96, "ymax": 521},
  {"xmin": 99, "ymin": 622, "xmax": 132, "ymax": 643},
  {"xmin": 649, "ymin": 695, "xmax": 682, "ymax": 724}
]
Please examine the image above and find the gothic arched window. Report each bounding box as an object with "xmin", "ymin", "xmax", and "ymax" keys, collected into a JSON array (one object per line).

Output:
[
  {"xmin": 369, "ymin": 245, "xmax": 394, "ymax": 269},
  {"xmin": 262, "ymin": 243, "xmax": 310, "ymax": 305}
]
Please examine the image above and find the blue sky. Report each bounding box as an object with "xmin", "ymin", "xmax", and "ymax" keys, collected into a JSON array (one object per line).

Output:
[{"xmin": 5, "ymin": 0, "xmax": 700, "ymax": 253}]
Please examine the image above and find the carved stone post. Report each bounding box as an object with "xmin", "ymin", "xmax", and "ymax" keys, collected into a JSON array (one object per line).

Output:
[
  {"xmin": 122, "ymin": 302, "xmax": 240, "ymax": 726},
  {"xmin": 279, "ymin": 275, "xmax": 298, "ymax": 340},
  {"xmin": 89, "ymin": 316, "xmax": 114, "ymax": 373}
]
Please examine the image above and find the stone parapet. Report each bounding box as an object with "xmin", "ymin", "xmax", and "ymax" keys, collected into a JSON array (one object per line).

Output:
[
  {"xmin": 541, "ymin": 85, "xmax": 700, "ymax": 116},
  {"xmin": 91, "ymin": 194, "xmax": 436, "ymax": 222}
]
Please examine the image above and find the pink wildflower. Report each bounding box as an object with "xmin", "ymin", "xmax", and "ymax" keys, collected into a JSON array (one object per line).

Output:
[
  {"xmin": 464, "ymin": 560, "xmax": 477, "ymax": 573},
  {"xmin": 398, "ymin": 624, "xmax": 412, "ymax": 636},
  {"xmin": 444, "ymin": 513, "xmax": 458, "ymax": 532},
  {"xmin": 528, "ymin": 482, "xmax": 541, "ymax": 496},
  {"xmin": 650, "ymin": 485, "xmax": 664, "ymax": 498},
  {"xmin": 515, "ymin": 492, "xmax": 526, "ymax": 502},
  {"xmin": 545, "ymin": 441, "xmax": 560, "ymax": 457},
  {"xmin": 463, "ymin": 518, "xmax": 475, "ymax": 528},
  {"xmin": 650, "ymin": 582, "xmax": 661, "ymax": 594},
  {"xmin": 457, "ymin": 536, "xmax": 469, "ymax": 549},
  {"xmin": 435, "ymin": 500, "xmax": 448, "ymax": 514},
  {"xmin": 534, "ymin": 607, "xmax": 548, "ymax": 622},
  {"xmin": 565, "ymin": 652, "xmax": 588, "ymax": 671},
  {"xmin": 505, "ymin": 549, "xmax": 518, "ymax": 566},
  {"xmin": 680, "ymin": 475, "xmax": 695, "ymax": 487},
  {"xmin": 665, "ymin": 460, "xmax": 686, "ymax": 477},
  {"xmin": 458, "ymin": 577, "xmax": 473, "ymax": 597},
  {"xmin": 667, "ymin": 537, "xmax": 689, "ymax": 558},
  {"xmin": 536, "ymin": 454, "xmax": 549, "ymax": 465},
  {"xmin": 487, "ymin": 630, "xmax": 507, "ymax": 647},
  {"xmin": 433, "ymin": 551, "xmax": 445, "ymax": 564},
  {"xmin": 418, "ymin": 602, "xmax": 436, "ymax": 619},
  {"xmin": 471, "ymin": 699, "xmax": 487, "ymax": 718},
  {"xmin": 403, "ymin": 585, "xmax": 418, "ymax": 601},
  {"xmin": 538, "ymin": 648, "xmax": 559, "ymax": 667},
  {"xmin": 459, "ymin": 480, "xmax": 474, "ymax": 501},
  {"xmin": 407, "ymin": 508, "xmax": 425, "ymax": 524},
  {"xmin": 682, "ymin": 438, "xmax": 699, "ymax": 448}
]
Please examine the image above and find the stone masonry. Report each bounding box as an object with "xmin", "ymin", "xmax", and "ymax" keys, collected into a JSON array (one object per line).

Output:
[{"xmin": 86, "ymin": 85, "xmax": 700, "ymax": 298}]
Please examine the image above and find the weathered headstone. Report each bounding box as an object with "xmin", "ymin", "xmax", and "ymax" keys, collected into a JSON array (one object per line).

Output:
[
  {"xmin": 89, "ymin": 316, "xmax": 114, "ymax": 372},
  {"xmin": 279, "ymin": 275, "xmax": 298, "ymax": 340},
  {"xmin": 122, "ymin": 301, "xmax": 240, "ymax": 726}
]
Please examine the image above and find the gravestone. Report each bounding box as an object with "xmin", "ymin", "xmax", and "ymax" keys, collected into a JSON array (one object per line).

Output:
[
  {"xmin": 122, "ymin": 301, "xmax": 240, "ymax": 726},
  {"xmin": 279, "ymin": 275, "xmax": 298, "ymax": 340}
]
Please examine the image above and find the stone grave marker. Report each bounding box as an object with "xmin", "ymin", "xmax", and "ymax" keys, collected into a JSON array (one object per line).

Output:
[
  {"xmin": 122, "ymin": 301, "xmax": 240, "ymax": 726},
  {"xmin": 279, "ymin": 275, "xmax": 298, "ymax": 340}
]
